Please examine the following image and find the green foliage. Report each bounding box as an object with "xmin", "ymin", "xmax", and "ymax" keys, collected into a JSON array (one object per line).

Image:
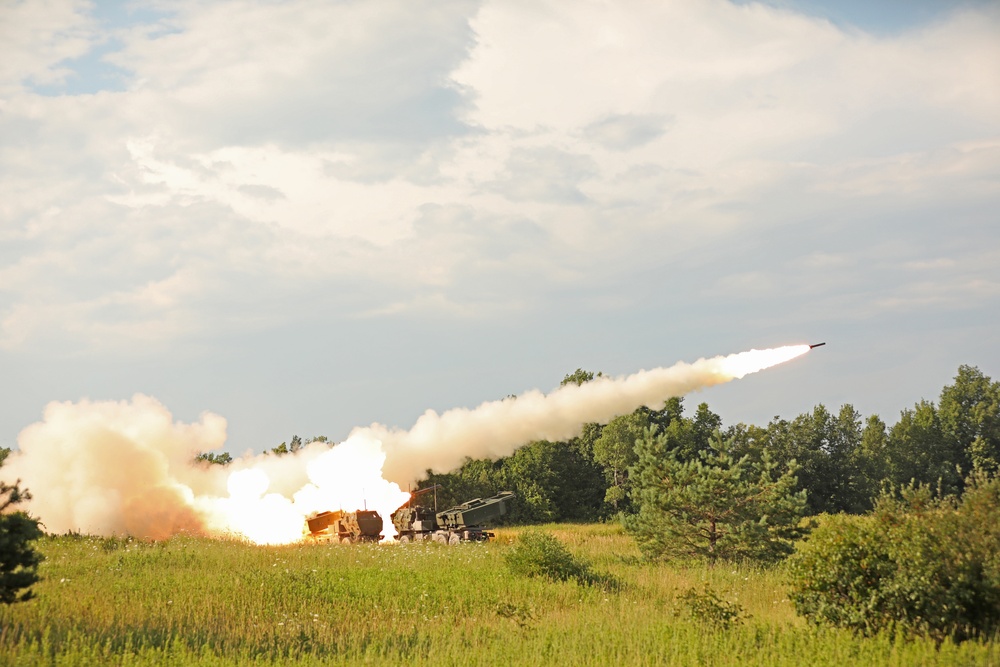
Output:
[
  {"xmin": 271, "ymin": 435, "xmax": 306, "ymax": 456},
  {"xmin": 592, "ymin": 412, "xmax": 649, "ymax": 509},
  {"xmin": 762, "ymin": 404, "xmax": 871, "ymax": 514},
  {"xmin": 939, "ymin": 365, "xmax": 1000, "ymax": 476},
  {"xmin": 788, "ymin": 474, "xmax": 1000, "ymax": 643},
  {"xmin": 503, "ymin": 531, "xmax": 598, "ymax": 585},
  {"xmin": 627, "ymin": 429, "xmax": 808, "ymax": 564},
  {"xmin": 678, "ymin": 583, "xmax": 745, "ymax": 628},
  {"xmin": 194, "ymin": 451, "xmax": 232, "ymax": 465},
  {"xmin": 786, "ymin": 514, "xmax": 895, "ymax": 635},
  {"xmin": 856, "ymin": 414, "xmax": 890, "ymax": 503},
  {"xmin": 0, "ymin": 481, "xmax": 43, "ymax": 604},
  {"xmin": 502, "ymin": 440, "xmax": 605, "ymax": 523},
  {"xmin": 560, "ymin": 368, "xmax": 602, "ymax": 386},
  {"xmin": 886, "ymin": 400, "xmax": 963, "ymax": 495}
]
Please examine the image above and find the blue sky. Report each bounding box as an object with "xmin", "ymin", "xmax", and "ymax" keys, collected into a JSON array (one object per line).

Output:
[
  {"xmin": 2, "ymin": 0, "xmax": 998, "ymax": 455},
  {"xmin": 743, "ymin": 0, "xmax": 995, "ymax": 33}
]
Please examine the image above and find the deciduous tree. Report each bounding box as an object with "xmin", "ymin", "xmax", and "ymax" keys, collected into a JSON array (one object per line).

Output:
[
  {"xmin": 939, "ymin": 365, "xmax": 1000, "ymax": 476},
  {"xmin": 593, "ymin": 411, "xmax": 649, "ymax": 509}
]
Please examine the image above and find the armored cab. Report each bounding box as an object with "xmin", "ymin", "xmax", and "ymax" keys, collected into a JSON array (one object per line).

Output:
[
  {"xmin": 391, "ymin": 506, "xmax": 440, "ymax": 543},
  {"xmin": 307, "ymin": 509, "xmax": 384, "ymax": 544}
]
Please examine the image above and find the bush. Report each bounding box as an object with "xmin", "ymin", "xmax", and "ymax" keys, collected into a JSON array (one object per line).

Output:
[
  {"xmin": 787, "ymin": 475, "xmax": 1000, "ymax": 642},
  {"xmin": 677, "ymin": 583, "xmax": 744, "ymax": 629},
  {"xmin": 504, "ymin": 531, "xmax": 604, "ymax": 586}
]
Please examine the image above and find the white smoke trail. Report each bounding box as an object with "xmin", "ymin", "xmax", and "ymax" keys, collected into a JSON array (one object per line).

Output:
[
  {"xmin": 368, "ymin": 345, "xmax": 810, "ymax": 483},
  {"xmin": 0, "ymin": 345, "xmax": 809, "ymax": 542}
]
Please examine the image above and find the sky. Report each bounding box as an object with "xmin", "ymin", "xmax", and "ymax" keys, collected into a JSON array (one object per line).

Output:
[{"xmin": 2, "ymin": 0, "xmax": 998, "ymax": 457}]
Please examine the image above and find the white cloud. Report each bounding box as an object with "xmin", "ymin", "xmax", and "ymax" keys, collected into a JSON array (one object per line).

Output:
[
  {"xmin": 583, "ymin": 114, "xmax": 672, "ymax": 151},
  {"xmin": 107, "ymin": 0, "xmax": 476, "ymax": 148},
  {"xmin": 0, "ymin": 0, "xmax": 94, "ymax": 93},
  {"xmin": 0, "ymin": 0, "xmax": 998, "ymax": 357}
]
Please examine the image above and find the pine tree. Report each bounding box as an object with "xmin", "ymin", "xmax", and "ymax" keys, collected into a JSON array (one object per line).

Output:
[
  {"xmin": 626, "ymin": 429, "xmax": 808, "ymax": 564},
  {"xmin": 0, "ymin": 481, "xmax": 43, "ymax": 604}
]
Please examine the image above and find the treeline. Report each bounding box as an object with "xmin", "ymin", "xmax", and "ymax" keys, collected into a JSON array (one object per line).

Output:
[{"xmin": 416, "ymin": 364, "xmax": 1000, "ymax": 522}]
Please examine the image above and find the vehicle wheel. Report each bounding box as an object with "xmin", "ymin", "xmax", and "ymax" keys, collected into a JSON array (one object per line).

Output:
[
  {"xmin": 448, "ymin": 533, "xmax": 461, "ymax": 546},
  {"xmin": 341, "ymin": 537, "xmax": 352, "ymax": 545},
  {"xmin": 399, "ymin": 534, "xmax": 411, "ymax": 544},
  {"xmin": 432, "ymin": 533, "xmax": 448, "ymax": 545}
]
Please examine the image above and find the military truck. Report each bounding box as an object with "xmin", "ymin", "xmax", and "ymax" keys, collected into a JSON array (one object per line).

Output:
[
  {"xmin": 306, "ymin": 509, "xmax": 384, "ymax": 544},
  {"xmin": 392, "ymin": 491, "xmax": 514, "ymax": 544}
]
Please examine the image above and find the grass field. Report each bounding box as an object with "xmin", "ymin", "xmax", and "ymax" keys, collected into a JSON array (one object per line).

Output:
[{"xmin": 0, "ymin": 523, "xmax": 995, "ymax": 666}]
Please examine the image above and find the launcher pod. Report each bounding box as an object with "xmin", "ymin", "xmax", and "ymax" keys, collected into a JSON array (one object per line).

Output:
[{"xmin": 306, "ymin": 509, "xmax": 384, "ymax": 544}]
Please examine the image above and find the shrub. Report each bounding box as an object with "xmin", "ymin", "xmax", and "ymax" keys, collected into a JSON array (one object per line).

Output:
[
  {"xmin": 788, "ymin": 475, "xmax": 1000, "ymax": 642},
  {"xmin": 677, "ymin": 583, "xmax": 744, "ymax": 629},
  {"xmin": 503, "ymin": 531, "xmax": 600, "ymax": 585}
]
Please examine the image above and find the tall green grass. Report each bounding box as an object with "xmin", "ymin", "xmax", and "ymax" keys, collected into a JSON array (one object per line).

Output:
[{"xmin": 0, "ymin": 524, "xmax": 995, "ymax": 665}]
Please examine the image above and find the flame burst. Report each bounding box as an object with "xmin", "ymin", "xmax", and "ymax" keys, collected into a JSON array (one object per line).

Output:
[
  {"xmin": 1, "ymin": 344, "xmax": 812, "ymax": 545},
  {"xmin": 714, "ymin": 344, "xmax": 811, "ymax": 379},
  {"xmin": 199, "ymin": 434, "xmax": 411, "ymax": 545}
]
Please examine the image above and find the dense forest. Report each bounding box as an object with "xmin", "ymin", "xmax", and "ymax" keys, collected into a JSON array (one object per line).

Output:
[{"xmin": 413, "ymin": 364, "xmax": 1000, "ymax": 523}]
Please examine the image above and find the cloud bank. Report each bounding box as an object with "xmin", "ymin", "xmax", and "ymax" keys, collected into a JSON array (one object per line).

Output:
[{"xmin": 1, "ymin": 0, "xmax": 996, "ymax": 354}]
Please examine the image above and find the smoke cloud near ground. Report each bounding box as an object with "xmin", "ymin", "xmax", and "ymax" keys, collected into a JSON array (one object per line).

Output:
[
  {"xmin": 0, "ymin": 345, "xmax": 808, "ymax": 542},
  {"xmin": 1, "ymin": 395, "xmax": 229, "ymax": 539}
]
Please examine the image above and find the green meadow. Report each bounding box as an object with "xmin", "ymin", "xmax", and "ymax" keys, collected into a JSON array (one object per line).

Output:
[{"xmin": 0, "ymin": 524, "xmax": 995, "ymax": 666}]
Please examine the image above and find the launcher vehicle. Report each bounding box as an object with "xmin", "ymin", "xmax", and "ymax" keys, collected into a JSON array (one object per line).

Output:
[
  {"xmin": 306, "ymin": 509, "xmax": 384, "ymax": 544},
  {"xmin": 392, "ymin": 491, "xmax": 515, "ymax": 544}
]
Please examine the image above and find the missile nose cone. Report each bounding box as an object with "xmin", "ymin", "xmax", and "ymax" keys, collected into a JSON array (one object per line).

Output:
[{"xmin": 809, "ymin": 342, "xmax": 826, "ymax": 349}]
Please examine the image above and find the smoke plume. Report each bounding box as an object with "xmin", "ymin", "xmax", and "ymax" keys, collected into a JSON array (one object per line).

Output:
[
  {"xmin": 1, "ymin": 395, "xmax": 228, "ymax": 539},
  {"xmin": 370, "ymin": 345, "xmax": 810, "ymax": 482},
  {"xmin": 0, "ymin": 345, "xmax": 809, "ymax": 543}
]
